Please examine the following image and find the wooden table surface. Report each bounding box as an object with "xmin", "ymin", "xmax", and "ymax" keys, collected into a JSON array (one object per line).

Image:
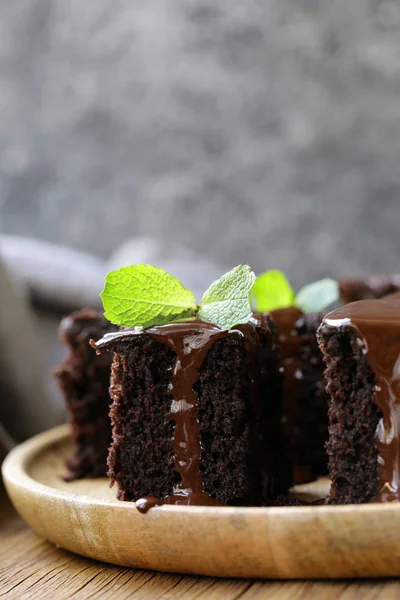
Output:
[{"xmin": 1, "ymin": 486, "xmax": 400, "ymax": 600}]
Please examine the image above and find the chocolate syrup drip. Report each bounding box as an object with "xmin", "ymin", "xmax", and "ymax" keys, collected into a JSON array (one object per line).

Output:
[
  {"xmin": 96, "ymin": 319, "xmax": 260, "ymax": 512},
  {"xmin": 324, "ymin": 297, "xmax": 400, "ymax": 501},
  {"xmin": 143, "ymin": 320, "xmax": 227, "ymax": 510},
  {"xmin": 270, "ymin": 307, "xmax": 314, "ymax": 485}
]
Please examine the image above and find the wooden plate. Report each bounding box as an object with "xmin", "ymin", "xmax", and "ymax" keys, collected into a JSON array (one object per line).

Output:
[{"xmin": 3, "ymin": 425, "xmax": 400, "ymax": 579}]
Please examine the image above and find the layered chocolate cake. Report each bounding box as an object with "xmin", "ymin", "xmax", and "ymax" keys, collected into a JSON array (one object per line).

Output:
[
  {"xmin": 318, "ymin": 296, "xmax": 400, "ymax": 504},
  {"xmin": 54, "ymin": 309, "xmax": 117, "ymax": 480},
  {"xmin": 93, "ymin": 316, "xmax": 292, "ymax": 510}
]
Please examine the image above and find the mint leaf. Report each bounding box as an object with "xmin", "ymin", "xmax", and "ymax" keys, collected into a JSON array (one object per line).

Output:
[
  {"xmin": 198, "ymin": 265, "xmax": 255, "ymax": 330},
  {"xmin": 100, "ymin": 264, "xmax": 197, "ymax": 328},
  {"xmin": 295, "ymin": 278, "xmax": 339, "ymax": 314},
  {"xmin": 252, "ymin": 270, "xmax": 295, "ymax": 312},
  {"xmin": 100, "ymin": 264, "xmax": 256, "ymax": 331}
]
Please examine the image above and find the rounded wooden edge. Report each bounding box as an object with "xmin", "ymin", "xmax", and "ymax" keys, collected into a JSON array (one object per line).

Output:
[
  {"xmin": 4, "ymin": 425, "xmax": 400, "ymax": 579},
  {"xmin": 2, "ymin": 424, "xmax": 397, "ymax": 517}
]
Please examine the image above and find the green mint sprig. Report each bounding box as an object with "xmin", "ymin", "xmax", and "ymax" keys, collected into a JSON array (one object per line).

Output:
[
  {"xmin": 101, "ymin": 265, "xmax": 197, "ymax": 329},
  {"xmin": 198, "ymin": 265, "xmax": 255, "ymax": 329},
  {"xmin": 252, "ymin": 270, "xmax": 295, "ymax": 312},
  {"xmin": 294, "ymin": 278, "xmax": 339, "ymax": 314},
  {"xmin": 101, "ymin": 264, "xmax": 255, "ymax": 331},
  {"xmin": 252, "ymin": 269, "xmax": 339, "ymax": 314}
]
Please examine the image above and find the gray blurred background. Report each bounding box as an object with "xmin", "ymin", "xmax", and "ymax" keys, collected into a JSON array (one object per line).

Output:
[
  {"xmin": 2, "ymin": 0, "xmax": 400, "ymax": 443},
  {"xmin": 1, "ymin": 0, "xmax": 400, "ymax": 286}
]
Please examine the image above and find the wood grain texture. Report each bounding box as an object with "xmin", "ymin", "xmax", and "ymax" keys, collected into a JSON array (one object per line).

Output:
[
  {"xmin": 4, "ymin": 426, "xmax": 400, "ymax": 584},
  {"xmin": 2, "ymin": 485, "xmax": 400, "ymax": 599}
]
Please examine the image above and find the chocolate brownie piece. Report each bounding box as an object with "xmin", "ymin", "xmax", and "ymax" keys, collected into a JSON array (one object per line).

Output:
[
  {"xmin": 93, "ymin": 317, "xmax": 292, "ymax": 509},
  {"xmin": 318, "ymin": 297, "xmax": 400, "ymax": 504},
  {"xmin": 54, "ymin": 309, "xmax": 117, "ymax": 480}
]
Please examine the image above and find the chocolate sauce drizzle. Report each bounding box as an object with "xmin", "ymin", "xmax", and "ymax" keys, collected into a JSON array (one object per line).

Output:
[
  {"xmin": 96, "ymin": 318, "xmax": 260, "ymax": 512},
  {"xmin": 325, "ymin": 297, "xmax": 400, "ymax": 501}
]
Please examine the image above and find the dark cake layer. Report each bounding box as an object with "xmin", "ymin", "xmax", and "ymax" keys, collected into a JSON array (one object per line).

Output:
[
  {"xmin": 95, "ymin": 318, "xmax": 291, "ymax": 507},
  {"xmin": 195, "ymin": 319, "xmax": 290, "ymax": 504},
  {"xmin": 54, "ymin": 309, "xmax": 117, "ymax": 480},
  {"xmin": 319, "ymin": 297, "xmax": 400, "ymax": 504},
  {"xmin": 318, "ymin": 324, "xmax": 380, "ymax": 504},
  {"xmin": 107, "ymin": 335, "xmax": 176, "ymax": 501}
]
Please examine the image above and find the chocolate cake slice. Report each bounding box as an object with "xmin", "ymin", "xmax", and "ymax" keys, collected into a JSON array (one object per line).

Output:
[
  {"xmin": 318, "ymin": 297, "xmax": 400, "ymax": 504},
  {"xmin": 93, "ymin": 316, "xmax": 292, "ymax": 510},
  {"xmin": 54, "ymin": 309, "xmax": 117, "ymax": 480}
]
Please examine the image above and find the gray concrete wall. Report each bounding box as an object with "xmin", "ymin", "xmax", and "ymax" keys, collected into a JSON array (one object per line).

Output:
[{"xmin": 1, "ymin": 0, "xmax": 400, "ymax": 287}]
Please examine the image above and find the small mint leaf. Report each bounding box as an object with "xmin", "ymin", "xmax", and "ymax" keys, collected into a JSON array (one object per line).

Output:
[
  {"xmin": 100, "ymin": 264, "xmax": 197, "ymax": 328},
  {"xmin": 198, "ymin": 265, "xmax": 255, "ymax": 330},
  {"xmin": 252, "ymin": 270, "xmax": 295, "ymax": 312},
  {"xmin": 295, "ymin": 278, "xmax": 339, "ymax": 314}
]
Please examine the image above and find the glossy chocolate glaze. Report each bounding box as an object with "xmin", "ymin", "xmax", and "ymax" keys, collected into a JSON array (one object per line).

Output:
[
  {"xmin": 324, "ymin": 297, "xmax": 400, "ymax": 501},
  {"xmin": 269, "ymin": 307, "xmax": 315, "ymax": 484},
  {"xmin": 95, "ymin": 318, "xmax": 261, "ymax": 512}
]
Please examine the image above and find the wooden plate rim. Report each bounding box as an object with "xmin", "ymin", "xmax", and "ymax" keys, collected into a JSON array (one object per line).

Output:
[{"xmin": 2, "ymin": 424, "xmax": 398, "ymax": 517}]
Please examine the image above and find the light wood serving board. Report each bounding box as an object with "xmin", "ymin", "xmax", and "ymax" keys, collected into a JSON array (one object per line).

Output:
[{"xmin": 3, "ymin": 425, "xmax": 400, "ymax": 579}]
